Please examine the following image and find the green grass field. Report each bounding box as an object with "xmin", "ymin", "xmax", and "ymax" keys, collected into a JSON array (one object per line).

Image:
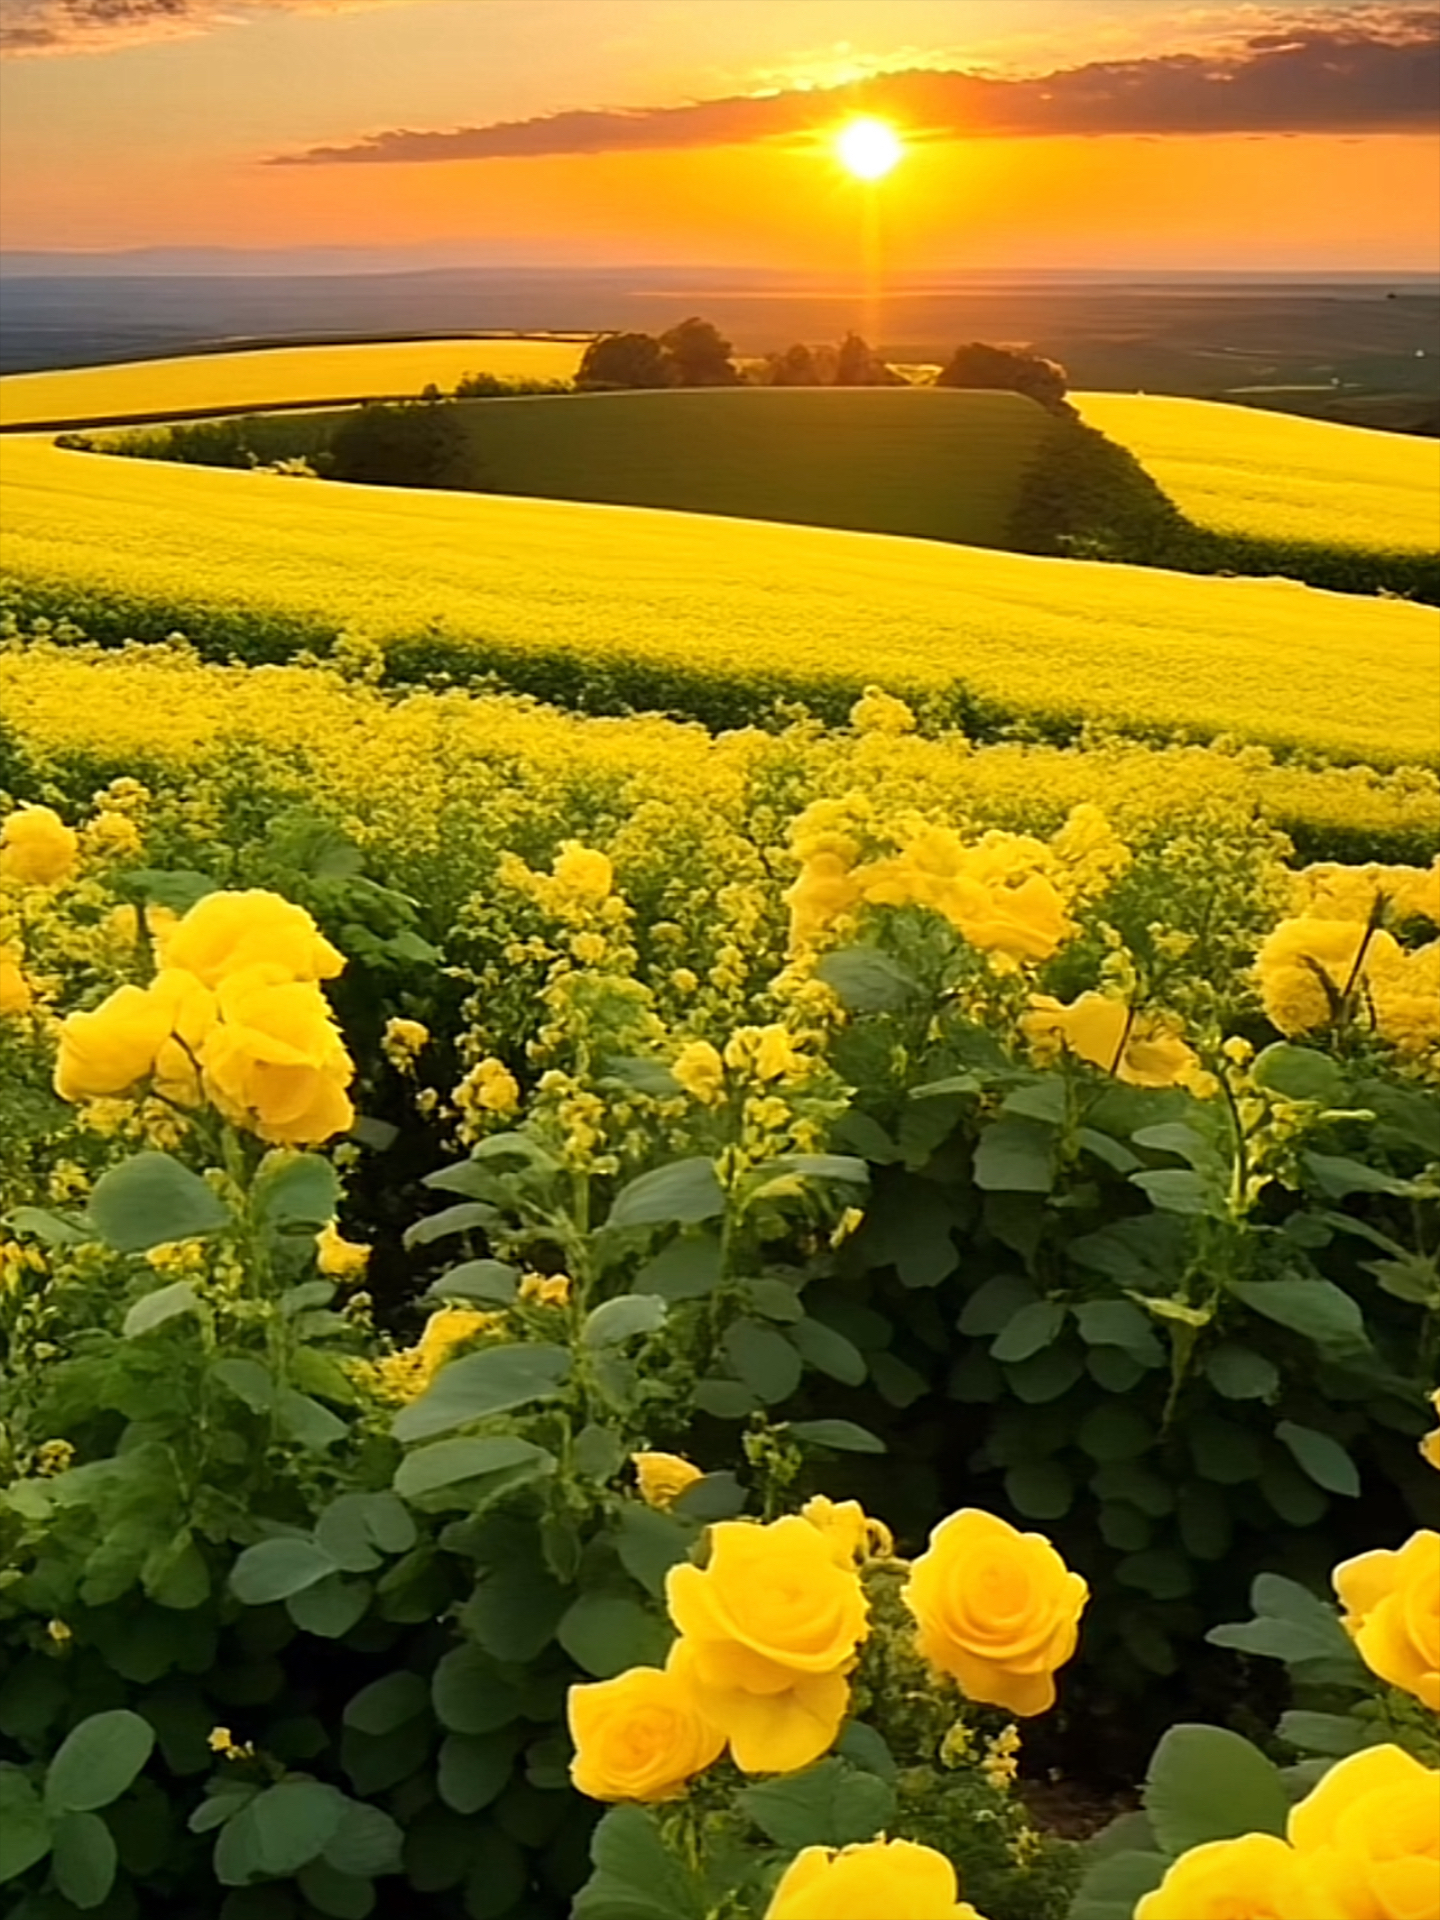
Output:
[{"xmin": 2, "ymin": 430, "xmax": 1435, "ymax": 767}]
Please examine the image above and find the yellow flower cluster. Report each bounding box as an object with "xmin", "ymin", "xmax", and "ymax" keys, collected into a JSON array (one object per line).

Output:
[
  {"xmin": 1292, "ymin": 857, "xmax": 1440, "ymax": 927},
  {"xmin": 1333, "ymin": 1529, "xmax": 1439, "ymax": 1711},
  {"xmin": 765, "ymin": 1837, "xmax": 988, "ymax": 1920},
  {"xmin": 52, "ymin": 889, "xmax": 355, "ymax": 1146},
  {"xmin": 631, "ymin": 1452, "xmax": 703, "ymax": 1509},
  {"xmin": 1020, "ymin": 992, "xmax": 1200, "ymax": 1091},
  {"xmin": 365, "ymin": 1305, "xmax": 506, "ymax": 1403},
  {"xmin": 0, "ymin": 805, "xmax": 79, "ymax": 888},
  {"xmin": 1255, "ymin": 915, "xmax": 1440, "ymax": 1057},
  {"xmin": 315, "ymin": 1221, "xmax": 370, "ymax": 1281},
  {"xmin": 380, "ymin": 1016, "xmax": 429, "ymax": 1074},
  {"xmin": 1136, "ymin": 1745, "xmax": 1439, "ymax": 1920}
]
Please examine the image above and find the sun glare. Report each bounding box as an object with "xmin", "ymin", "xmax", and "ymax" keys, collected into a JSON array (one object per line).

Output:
[{"xmin": 835, "ymin": 117, "xmax": 904, "ymax": 180}]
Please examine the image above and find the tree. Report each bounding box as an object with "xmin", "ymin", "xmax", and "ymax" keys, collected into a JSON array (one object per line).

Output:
[
  {"xmin": 658, "ymin": 315, "xmax": 740, "ymax": 387},
  {"xmin": 934, "ymin": 341, "xmax": 1072, "ymax": 415},
  {"xmin": 763, "ymin": 343, "xmax": 822, "ymax": 387},
  {"xmin": 833, "ymin": 332, "xmax": 905, "ymax": 387},
  {"xmin": 328, "ymin": 400, "xmax": 468, "ymax": 489},
  {"xmin": 575, "ymin": 332, "xmax": 675, "ymax": 390}
]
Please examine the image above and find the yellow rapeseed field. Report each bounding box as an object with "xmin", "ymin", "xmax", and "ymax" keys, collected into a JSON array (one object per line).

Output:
[
  {"xmin": 1, "ymin": 434, "xmax": 1436, "ymax": 767},
  {"xmin": 1074, "ymin": 393, "xmax": 1439, "ymax": 553},
  {"xmin": 0, "ymin": 338, "xmax": 584, "ymax": 429}
]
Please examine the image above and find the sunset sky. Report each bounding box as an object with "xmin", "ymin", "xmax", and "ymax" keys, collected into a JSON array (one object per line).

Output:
[{"xmin": 1, "ymin": 0, "xmax": 1437, "ymax": 269}]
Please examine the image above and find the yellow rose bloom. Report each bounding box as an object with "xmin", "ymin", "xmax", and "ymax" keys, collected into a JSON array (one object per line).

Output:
[
  {"xmin": 1332, "ymin": 1531, "xmax": 1440, "ymax": 1711},
  {"xmin": 567, "ymin": 1662, "xmax": 724, "ymax": 1803},
  {"xmin": 765, "ymin": 1838, "xmax": 985, "ymax": 1920},
  {"xmin": 784, "ymin": 851, "xmax": 862, "ymax": 950},
  {"xmin": 665, "ymin": 1637, "xmax": 850, "ymax": 1776},
  {"xmin": 903, "ymin": 1509, "xmax": 1088, "ymax": 1717},
  {"xmin": 316, "ymin": 1221, "xmax": 370, "ymax": 1280},
  {"xmin": 200, "ymin": 964, "xmax": 354, "ymax": 1146},
  {"xmin": 147, "ymin": 968, "xmax": 219, "ymax": 1106},
  {"xmin": 800, "ymin": 1496, "xmax": 893, "ymax": 1568},
  {"xmin": 54, "ymin": 981, "xmax": 173, "ymax": 1101},
  {"xmin": 672, "ymin": 1040, "xmax": 726, "ymax": 1105},
  {"xmin": 632, "ymin": 1452, "xmax": 703, "ymax": 1509},
  {"xmin": 1255, "ymin": 917, "xmax": 1404, "ymax": 1037},
  {"xmin": 552, "ymin": 843, "xmax": 612, "ymax": 899},
  {"xmin": 948, "ymin": 872, "xmax": 1070, "ymax": 965},
  {"xmin": 1288, "ymin": 1745, "xmax": 1440, "ymax": 1920},
  {"xmin": 0, "ymin": 945, "xmax": 33, "ymax": 1018},
  {"xmin": 1371, "ymin": 940, "xmax": 1440, "ymax": 1057},
  {"xmin": 455, "ymin": 1057, "xmax": 520, "ymax": 1117},
  {"xmin": 666, "ymin": 1517, "xmax": 869, "ymax": 1693},
  {"xmin": 158, "ymin": 888, "xmax": 345, "ymax": 988},
  {"xmin": 0, "ymin": 805, "xmax": 79, "ymax": 888},
  {"xmin": 1020, "ymin": 992, "xmax": 1197, "ymax": 1089},
  {"xmin": 1135, "ymin": 1834, "xmax": 1342, "ymax": 1920}
]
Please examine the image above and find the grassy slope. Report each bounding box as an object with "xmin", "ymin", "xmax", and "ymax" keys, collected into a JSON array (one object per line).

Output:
[
  {"xmin": 0, "ymin": 339, "xmax": 583, "ymax": 429},
  {"xmin": 435, "ymin": 388, "xmax": 1049, "ymax": 548},
  {"xmin": 1, "ymin": 433, "xmax": 1435, "ymax": 768},
  {"xmin": 1073, "ymin": 393, "xmax": 1439, "ymax": 553}
]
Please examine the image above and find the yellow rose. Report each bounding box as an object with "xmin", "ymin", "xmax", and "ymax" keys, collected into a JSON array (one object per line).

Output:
[
  {"xmin": 1255, "ymin": 917, "xmax": 1404, "ymax": 1037},
  {"xmin": 666, "ymin": 1517, "xmax": 869, "ymax": 1693},
  {"xmin": 784, "ymin": 852, "xmax": 862, "ymax": 950},
  {"xmin": 765, "ymin": 1838, "xmax": 985, "ymax": 1920},
  {"xmin": 0, "ymin": 945, "xmax": 32, "ymax": 1018},
  {"xmin": 158, "ymin": 888, "xmax": 345, "ymax": 988},
  {"xmin": 665, "ymin": 1637, "xmax": 850, "ymax": 1775},
  {"xmin": 54, "ymin": 982, "xmax": 173, "ymax": 1101},
  {"xmin": 1332, "ymin": 1532, "xmax": 1440, "ymax": 1711},
  {"xmin": 147, "ymin": 968, "xmax": 219, "ymax": 1106},
  {"xmin": 567, "ymin": 1663, "xmax": 724, "ymax": 1802},
  {"xmin": 316, "ymin": 1222, "xmax": 370, "ymax": 1280},
  {"xmin": 801, "ymin": 1496, "xmax": 893, "ymax": 1568},
  {"xmin": 948, "ymin": 873, "xmax": 1070, "ymax": 964},
  {"xmin": 0, "ymin": 806, "xmax": 78, "ymax": 888},
  {"xmin": 672, "ymin": 1041, "xmax": 726, "ymax": 1105},
  {"xmin": 553, "ymin": 844, "xmax": 612, "ymax": 899},
  {"xmin": 903, "ymin": 1509, "xmax": 1088, "ymax": 1717},
  {"xmin": 200, "ymin": 965, "xmax": 354, "ymax": 1146},
  {"xmin": 1288, "ymin": 1745, "xmax": 1440, "ymax": 1920},
  {"xmin": 632, "ymin": 1452, "xmax": 703, "ymax": 1509},
  {"xmin": 1134, "ymin": 1834, "xmax": 1343, "ymax": 1920},
  {"xmin": 1020, "ymin": 992, "xmax": 1197, "ymax": 1089},
  {"xmin": 1371, "ymin": 941, "xmax": 1440, "ymax": 1057}
]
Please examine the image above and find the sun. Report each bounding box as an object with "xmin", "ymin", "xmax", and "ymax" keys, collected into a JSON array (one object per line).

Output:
[{"xmin": 835, "ymin": 117, "xmax": 904, "ymax": 180}]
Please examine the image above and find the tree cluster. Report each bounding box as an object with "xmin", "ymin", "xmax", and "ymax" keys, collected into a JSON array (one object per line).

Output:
[
  {"xmin": 327, "ymin": 396, "xmax": 468, "ymax": 489},
  {"xmin": 933, "ymin": 341, "xmax": 1072, "ymax": 416},
  {"xmin": 576, "ymin": 316, "xmax": 741, "ymax": 391},
  {"xmin": 758, "ymin": 332, "xmax": 906, "ymax": 388}
]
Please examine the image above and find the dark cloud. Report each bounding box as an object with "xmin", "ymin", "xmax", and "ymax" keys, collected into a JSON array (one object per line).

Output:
[
  {"xmin": 0, "ymin": 0, "xmax": 386, "ymax": 57},
  {"xmin": 270, "ymin": 7, "xmax": 1440, "ymax": 166}
]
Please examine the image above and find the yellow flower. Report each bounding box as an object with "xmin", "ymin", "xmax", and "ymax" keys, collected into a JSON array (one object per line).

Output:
[
  {"xmin": 200, "ymin": 964, "xmax": 354, "ymax": 1146},
  {"xmin": 1255, "ymin": 917, "xmax": 1404, "ymax": 1037},
  {"xmin": 368, "ymin": 1305, "xmax": 506, "ymax": 1402},
  {"xmin": 381, "ymin": 1017, "xmax": 429, "ymax": 1072},
  {"xmin": 784, "ymin": 852, "xmax": 862, "ymax": 950},
  {"xmin": 567, "ymin": 1663, "xmax": 724, "ymax": 1803},
  {"xmin": 1332, "ymin": 1531, "xmax": 1440, "ymax": 1711},
  {"xmin": 47, "ymin": 1619, "xmax": 73, "ymax": 1647},
  {"xmin": 1134, "ymin": 1834, "xmax": 1342, "ymax": 1920},
  {"xmin": 800, "ymin": 1496, "xmax": 892, "ymax": 1568},
  {"xmin": 632, "ymin": 1452, "xmax": 703, "ymax": 1509},
  {"xmin": 672, "ymin": 1040, "xmax": 726, "ymax": 1105},
  {"xmin": 0, "ymin": 945, "xmax": 33, "ymax": 1018},
  {"xmin": 147, "ymin": 968, "xmax": 219, "ymax": 1106},
  {"xmin": 83, "ymin": 810, "xmax": 142, "ymax": 858},
  {"xmin": 764, "ymin": 1838, "xmax": 986, "ymax": 1920},
  {"xmin": 316, "ymin": 1221, "xmax": 370, "ymax": 1280},
  {"xmin": 903, "ymin": 1509, "xmax": 1088, "ymax": 1717},
  {"xmin": 54, "ymin": 981, "xmax": 174, "ymax": 1101},
  {"xmin": 571, "ymin": 930, "xmax": 608, "ymax": 965},
  {"xmin": 553, "ymin": 843, "xmax": 612, "ymax": 899},
  {"xmin": 849, "ymin": 687, "xmax": 917, "ymax": 735},
  {"xmin": 724, "ymin": 1025, "xmax": 805, "ymax": 1083},
  {"xmin": 664, "ymin": 1517, "xmax": 869, "ymax": 1770},
  {"xmin": 1422, "ymin": 1390, "xmax": 1440, "ymax": 1473},
  {"xmin": 455, "ymin": 1057, "xmax": 520, "ymax": 1117},
  {"xmin": 158, "ymin": 888, "xmax": 345, "ymax": 988},
  {"xmin": 1020, "ymin": 992, "xmax": 1197, "ymax": 1089},
  {"xmin": 1371, "ymin": 940, "xmax": 1440, "ymax": 1057},
  {"xmin": 1288, "ymin": 1744, "xmax": 1440, "ymax": 1920},
  {"xmin": 0, "ymin": 805, "xmax": 78, "ymax": 887},
  {"xmin": 981, "ymin": 1723, "xmax": 1021, "ymax": 1790},
  {"xmin": 519, "ymin": 1271, "xmax": 571, "ymax": 1307}
]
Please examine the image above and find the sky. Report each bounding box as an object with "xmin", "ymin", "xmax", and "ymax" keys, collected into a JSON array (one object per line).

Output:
[{"xmin": 0, "ymin": 0, "xmax": 1437, "ymax": 270}]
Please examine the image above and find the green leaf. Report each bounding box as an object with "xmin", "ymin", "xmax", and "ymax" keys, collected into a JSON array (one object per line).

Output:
[
  {"xmin": 252, "ymin": 1152, "xmax": 340, "ymax": 1236},
  {"xmin": 426, "ymin": 1259, "xmax": 519, "ymax": 1305},
  {"xmin": 123, "ymin": 1280, "xmax": 203, "ymax": 1338},
  {"xmin": 815, "ymin": 946, "xmax": 920, "ymax": 1013},
  {"xmin": 788, "ymin": 1316, "xmax": 867, "ymax": 1385},
  {"xmin": 277, "ymin": 1388, "xmax": 348, "ymax": 1451},
  {"xmin": 1188, "ymin": 1414, "xmax": 1263, "ymax": 1485},
  {"xmin": 1302, "ymin": 1152, "xmax": 1413, "ymax": 1199},
  {"xmin": 297, "ymin": 1860, "xmax": 376, "ymax": 1919},
  {"xmin": 1073, "ymin": 1299, "xmax": 1164, "ymax": 1364},
  {"xmin": 1275, "ymin": 1422, "xmax": 1360, "ymax": 1496},
  {"xmin": 45, "ymin": 1710, "xmax": 155, "ymax": 1814},
  {"xmin": 606, "ymin": 1159, "xmax": 725, "ymax": 1231},
  {"xmin": 723, "ymin": 1319, "xmax": 803, "ymax": 1403},
  {"xmin": 0, "ymin": 1769, "xmax": 53, "ymax": 1883},
  {"xmin": 50, "ymin": 1810, "xmax": 117, "ymax": 1910},
  {"xmin": 4, "ymin": 1205, "xmax": 94, "ymax": 1246},
  {"xmin": 559, "ymin": 1593, "xmax": 669, "ymax": 1678},
  {"xmin": 1005, "ymin": 1459, "xmax": 1074, "ymax": 1519},
  {"xmin": 573, "ymin": 1805, "xmax": 707, "ymax": 1920},
  {"xmin": 250, "ymin": 1780, "xmax": 346, "ymax": 1875},
  {"xmin": 438, "ymin": 1731, "xmax": 518, "ymax": 1815},
  {"xmin": 230, "ymin": 1537, "xmax": 337, "ymax": 1605},
  {"xmin": 584, "ymin": 1295, "xmax": 668, "ymax": 1346},
  {"xmin": 1229, "ymin": 1278, "xmax": 1368, "ymax": 1353},
  {"xmin": 1251, "ymin": 1043, "xmax": 1346, "ymax": 1105},
  {"xmin": 391, "ymin": 1343, "xmax": 571, "ymax": 1444},
  {"xmin": 573, "ymin": 1423, "xmax": 628, "ymax": 1481},
  {"xmin": 1078, "ymin": 1405, "xmax": 1153, "ymax": 1462},
  {"xmin": 957, "ymin": 1273, "xmax": 1039, "ymax": 1336},
  {"xmin": 432, "ymin": 1647, "xmax": 523, "ymax": 1736},
  {"xmin": 404, "ymin": 1203, "xmax": 501, "ymax": 1250},
  {"xmin": 314, "ymin": 1492, "xmax": 416, "ymax": 1570},
  {"xmin": 394, "ymin": 1437, "xmax": 554, "ymax": 1503},
  {"xmin": 788, "ymin": 1419, "xmax": 886, "ymax": 1454},
  {"xmin": 286, "ymin": 1573, "xmax": 371, "ymax": 1639},
  {"xmin": 737, "ymin": 1759, "xmax": 895, "ymax": 1849},
  {"xmin": 671, "ymin": 1471, "xmax": 748, "ymax": 1522},
  {"xmin": 1204, "ymin": 1345, "xmax": 1280, "ymax": 1401},
  {"xmin": 1068, "ymin": 1851, "xmax": 1168, "ymax": 1920},
  {"xmin": 1144, "ymin": 1724, "xmax": 1289, "ymax": 1853},
  {"xmin": 973, "ymin": 1118, "xmax": 1054, "ymax": 1193},
  {"xmin": 212, "ymin": 1356, "xmax": 275, "ymax": 1412},
  {"xmin": 990, "ymin": 1300, "xmax": 1066, "ymax": 1363},
  {"xmin": 615, "ymin": 1506, "xmax": 696, "ymax": 1597},
  {"xmin": 87, "ymin": 1151, "xmax": 232, "ymax": 1253},
  {"xmin": 1278, "ymin": 1711, "xmax": 1368, "ymax": 1758},
  {"xmin": 634, "ymin": 1233, "xmax": 722, "ymax": 1301},
  {"xmin": 343, "ymin": 1672, "xmax": 431, "ymax": 1737},
  {"xmin": 1130, "ymin": 1168, "xmax": 1213, "ymax": 1215}
]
